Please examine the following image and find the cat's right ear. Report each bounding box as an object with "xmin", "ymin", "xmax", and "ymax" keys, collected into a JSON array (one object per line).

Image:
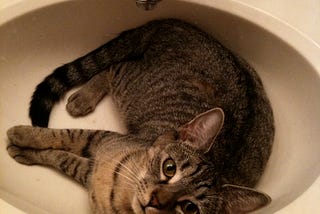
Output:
[
  {"xmin": 220, "ymin": 184, "xmax": 271, "ymax": 214},
  {"xmin": 177, "ymin": 108, "xmax": 224, "ymax": 153}
]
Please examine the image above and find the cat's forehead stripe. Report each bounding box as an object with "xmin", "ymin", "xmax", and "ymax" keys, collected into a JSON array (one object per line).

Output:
[
  {"xmin": 179, "ymin": 160, "xmax": 191, "ymax": 171},
  {"xmin": 189, "ymin": 163, "xmax": 204, "ymax": 177}
]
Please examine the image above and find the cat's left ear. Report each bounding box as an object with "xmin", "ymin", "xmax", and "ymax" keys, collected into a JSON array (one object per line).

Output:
[
  {"xmin": 178, "ymin": 108, "xmax": 224, "ymax": 153},
  {"xmin": 220, "ymin": 184, "xmax": 271, "ymax": 214}
]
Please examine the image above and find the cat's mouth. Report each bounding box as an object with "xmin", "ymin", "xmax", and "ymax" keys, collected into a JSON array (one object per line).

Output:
[
  {"xmin": 132, "ymin": 197, "xmax": 160, "ymax": 214},
  {"xmin": 140, "ymin": 202, "xmax": 168, "ymax": 214}
]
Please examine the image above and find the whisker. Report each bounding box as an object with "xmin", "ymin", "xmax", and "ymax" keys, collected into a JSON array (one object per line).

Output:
[
  {"xmin": 94, "ymin": 155, "xmax": 140, "ymax": 183},
  {"xmin": 113, "ymin": 159, "xmax": 140, "ymax": 181},
  {"xmin": 114, "ymin": 185, "xmax": 136, "ymax": 191},
  {"xmin": 128, "ymin": 161, "xmax": 143, "ymax": 180},
  {"xmin": 94, "ymin": 146, "xmax": 145, "ymax": 188},
  {"xmin": 114, "ymin": 170, "xmax": 137, "ymax": 184}
]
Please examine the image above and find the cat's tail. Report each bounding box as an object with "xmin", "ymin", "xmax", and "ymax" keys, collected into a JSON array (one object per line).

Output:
[
  {"xmin": 29, "ymin": 22, "xmax": 158, "ymax": 127},
  {"xmin": 29, "ymin": 59, "xmax": 98, "ymax": 127}
]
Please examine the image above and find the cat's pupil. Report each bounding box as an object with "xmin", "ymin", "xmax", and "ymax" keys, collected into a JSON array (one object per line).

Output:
[
  {"xmin": 181, "ymin": 201, "xmax": 198, "ymax": 214},
  {"xmin": 163, "ymin": 158, "xmax": 176, "ymax": 178}
]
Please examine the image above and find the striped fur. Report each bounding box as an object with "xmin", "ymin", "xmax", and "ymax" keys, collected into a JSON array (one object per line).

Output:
[{"xmin": 7, "ymin": 19, "xmax": 274, "ymax": 213}]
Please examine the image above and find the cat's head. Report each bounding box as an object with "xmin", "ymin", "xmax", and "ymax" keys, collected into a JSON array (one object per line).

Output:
[{"xmin": 133, "ymin": 108, "xmax": 271, "ymax": 214}]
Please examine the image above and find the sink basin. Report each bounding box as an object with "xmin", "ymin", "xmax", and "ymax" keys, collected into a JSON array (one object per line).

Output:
[{"xmin": 1, "ymin": 0, "xmax": 320, "ymax": 213}]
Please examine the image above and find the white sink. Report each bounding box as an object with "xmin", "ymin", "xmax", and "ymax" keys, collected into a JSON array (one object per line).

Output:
[{"xmin": 1, "ymin": 0, "xmax": 319, "ymax": 213}]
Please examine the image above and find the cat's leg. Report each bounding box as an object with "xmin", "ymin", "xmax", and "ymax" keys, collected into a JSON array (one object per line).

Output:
[
  {"xmin": 7, "ymin": 145, "xmax": 90, "ymax": 186},
  {"xmin": 66, "ymin": 70, "xmax": 110, "ymax": 117},
  {"xmin": 7, "ymin": 125, "xmax": 118, "ymax": 157},
  {"xmin": 7, "ymin": 126, "xmax": 123, "ymax": 186}
]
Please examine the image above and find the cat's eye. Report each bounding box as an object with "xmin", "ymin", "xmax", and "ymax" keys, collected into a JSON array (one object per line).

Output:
[
  {"xmin": 180, "ymin": 201, "xmax": 199, "ymax": 214},
  {"xmin": 162, "ymin": 158, "xmax": 176, "ymax": 178}
]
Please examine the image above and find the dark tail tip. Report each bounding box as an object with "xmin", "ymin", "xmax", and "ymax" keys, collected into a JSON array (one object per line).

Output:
[
  {"xmin": 28, "ymin": 61, "xmax": 94, "ymax": 127},
  {"xmin": 29, "ymin": 76, "xmax": 62, "ymax": 127},
  {"xmin": 29, "ymin": 100, "xmax": 50, "ymax": 127}
]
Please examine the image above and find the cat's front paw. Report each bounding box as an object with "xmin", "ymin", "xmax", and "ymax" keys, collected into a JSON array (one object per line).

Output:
[
  {"xmin": 7, "ymin": 125, "xmax": 36, "ymax": 147},
  {"xmin": 7, "ymin": 144, "xmax": 37, "ymax": 165},
  {"xmin": 66, "ymin": 91, "xmax": 96, "ymax": 117}
]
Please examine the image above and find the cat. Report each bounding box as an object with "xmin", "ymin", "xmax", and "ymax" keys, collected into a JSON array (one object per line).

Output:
[{"xmin": 7, "ymin": 19, "xmax": 274, "ymax": 214}]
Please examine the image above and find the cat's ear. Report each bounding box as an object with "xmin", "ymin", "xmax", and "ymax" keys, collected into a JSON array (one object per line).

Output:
[
  {"xmin": 178, "ymin": 108, "xmax": 224, "ymax": 153},
  {"xmin": 220, "ymin": 184, "xmax": 271, "ymax": 214}
]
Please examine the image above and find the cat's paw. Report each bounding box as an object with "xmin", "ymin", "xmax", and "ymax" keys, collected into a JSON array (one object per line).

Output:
[
  {"xmin": 7, "ymin": 144, "xmax": 36, "ymax": 165},
  {"xmin": 7, "ymin": 125, "xmax": 35, "ymax": 147},
  {"xmin": 66, "ymin": 91, "xmax": 97, "ymax": 117}
]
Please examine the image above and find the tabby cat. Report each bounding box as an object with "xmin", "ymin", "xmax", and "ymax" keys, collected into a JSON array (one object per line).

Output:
[{"xmin": 7, "ymin": 19, "xmax": 274, "ymax": 214}]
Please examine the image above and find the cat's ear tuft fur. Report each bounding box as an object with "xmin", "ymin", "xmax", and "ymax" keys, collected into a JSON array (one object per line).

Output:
[
  {"xmin": 220, "ymin": 184, "xmax": 271, "ymax": 214},
  {"xmin": 178, "ymin": 108, "xmax": 224, "ymax": 153}
]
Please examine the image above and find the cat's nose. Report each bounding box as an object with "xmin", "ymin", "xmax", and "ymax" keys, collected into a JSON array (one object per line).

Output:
[
  {"xmin": 147, "ymin": 188, "xmax": 176, "ymax": 209},
  {"xmin": 148, "ymin": 193, "xmax": 160, "ymax": 208}
]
